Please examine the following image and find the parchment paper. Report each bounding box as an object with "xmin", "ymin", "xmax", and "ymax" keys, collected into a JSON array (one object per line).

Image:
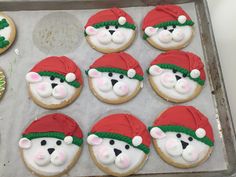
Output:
[{"xmin": 0, "ymin": 2, "xmax": 228, "ymax": 177}]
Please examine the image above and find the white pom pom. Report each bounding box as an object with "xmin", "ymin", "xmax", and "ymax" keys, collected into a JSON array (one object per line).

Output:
[
  {"xmin": 64, "ymin": 136, "xmax": 73, "ymax": 144},
  {"xmin": 178, "ymin": 15, "xmax": 187, "ymax": 24},
  {"xmin": 65, "ymin": 73, "xmax": 76, "ymax": 82},
  {"xmin": 127, "ymin": 69, "xmax": 136, "ymax": 78},
  {"xmin": 190, "ymin": 69, "xmax": 200, "ymax": 79},
  {"xmin": 118, "ymin": 16, "xmax": 126, "ymax": 25},
  {"xmin": 144, "ymin": 26, "xmax": 158, "ymax": 37},
  {"xmin": 132, "ymin": 136, "xmax": 142, "ymax": 147},
  {"xmin": 195, "ymin": 128, "xmax": 206, "ymax": 138}
]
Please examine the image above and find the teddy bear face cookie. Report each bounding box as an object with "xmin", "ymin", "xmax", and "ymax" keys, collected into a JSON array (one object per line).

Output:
[
  {"xmin": 87, "ymin": 113, "xmax": 150, "ymax": 176},
  {"xmin": 85, "ymin": 7, "xmax": 136, "ymax": 53},
  {"xmin": 26, "ymin": 56, "xmax": 83, "ymax": 109},
  {"xmin": 0, "ymin": 13, "xmax": 16, "ymax": 54},
  {"xmin": 19, "ymin": 113, "xmax": 83, "ymax": 177},
  {"xmin": 87, "ymin": 52, "xmax": 144, "ymax": 104},
  {"xmin": 142, "ymin": 5, "xmax": 194, "ymax": 51},
  {"xmin": 148, "ymin": 50, "xmax": 205, "ymax": 103},
  {"xmin": 149, "ymin": 106, "xmax": 214, "ymax": 168}
]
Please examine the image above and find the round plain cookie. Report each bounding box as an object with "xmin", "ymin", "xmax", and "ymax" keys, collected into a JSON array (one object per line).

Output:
[
  {"xmin": 149, "ymin": 106, "xmax": 214, "ymax": 168},
  {"xmin": 18, "ymin": 113, "xmax": 83, "ymax": 177},
  {"xmin": 84, "ymin": 7, "xmax": 136, "ymax": 53},
  {"xmin": 86, "ymin": 52, "xmax": 144, "ymax": 104},
  {"xmin": 147, "ymin": 50, "xmax": 206, "ymax": 103},
  {"xmin": 87, "ymin": 113, "xmax": 150, "ymax": 176},
  {"xmin": 25, "ymin": 56, "xmax": 83, "ymax": 109},
  {"xmin": 0, "ymin": 12, "xmax": 16, "ymax": 54},
  {"xmin": 142, "ymin": 5, "xmax": 194, "ymax": 51},
  {"xmin": 0, "ymin": 67, "xmax": 6, "ymax": 100}
]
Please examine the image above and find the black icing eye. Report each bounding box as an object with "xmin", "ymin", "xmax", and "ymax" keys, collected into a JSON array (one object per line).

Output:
[
  {"xmin": 115, "ymin": 25, "xmax": 119, "ymax": 29},
  {"xmin": 105, "ymin": 25, "xmax": 109, "ymax": 29},
  {"xmin": 109, "ymin": 140, "xmax": 115, "ymax": 145},
  {"xmin": 188, "ymin": 137, "xmax": 193, "ymax": 141},
  {"xmin": 164, "ymin": 26, "xmax": 168, "ymax": 30},
  {"xmin": 50, "ymin": 76, "xmax": 55, "ymax": 81},
  {"xmin": 56, "ymin": 140, "xmax": 62, "ymax": 145},
  {"xmin": 108, "ymin": 72, "xmax": 113, "ymax": 77},
  {"xmin": 60, "ymin": 78, "xmax": 64, "ymax": 83},
  {"xmin": 125, "ymin": 145, "xmax": 130, "ymax": 150},
  {"xmin": 182, "ymin": 73, "xmax": 187, "ymax": 78},
  {"xmin": 119, "ymin": 75, "xmax": 124, "ymax": 79},
  {"xmin": 172, "ymin": 69, "xmax": 177, "ymax": 73},
  {"xmin": 176, "ymin": 133, "xmax": 181, "ymax": 138},
  {"xmin": 173, "ymin": 25, "xmax": 176, "ymax": 28},
  {"xmin": 41, "ymin": 140, "xmax": 47, "ymax": 146}
]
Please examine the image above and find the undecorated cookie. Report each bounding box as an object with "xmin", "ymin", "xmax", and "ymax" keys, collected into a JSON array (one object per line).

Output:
[
  {"xmin": 25, "ymin": 56, "xmax": 83, "ymax": 109},
  {"xmin": 142, "ymin": 5, "xmax": 194, "ymax": 51},
  {"xmin": 86, "ymin": 52, "xmax": 144, "ymax": 104},
  {"xmin": 0, "ymin": 13, "xmax": 16, "ymax": 54},
  {"xmin": 0, "ymin": 67, "xmax": 6, "ymax": 100},
  {"xmin": 149, "ymin": 106, "xmax": 214, "ymax": 168},
  {"xmin": 84, "ymin": 7, "xmax": 136, "ymax": 53},
  {"xmin": 18, "ymin": 113, "xmax": 83, "ymax": 177},
  {"xmin": 87, "ymin": 113, "xmax": 150, "ymax": 176},
  {"xmin": 147, "ymin": 50, "xmax": 205, "ymax": 103}
]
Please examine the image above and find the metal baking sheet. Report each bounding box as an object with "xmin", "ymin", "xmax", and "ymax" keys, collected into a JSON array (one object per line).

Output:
[{"xmin": 0, "ymin": 0, "xmax": 235, "ymax": 177}]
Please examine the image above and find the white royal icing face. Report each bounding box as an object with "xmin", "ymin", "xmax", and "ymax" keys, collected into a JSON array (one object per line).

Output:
[
  {"xmin": 145, "ymin": 25, "xmax": 193, "ymax": 49},
  {"xmin": 89, "ymin": 69, "xmax": 141, "ymax": 101},
  {"xmin": 0, "ymin": 16, "xmax": 12, "ymax": 41},
  {"xmin": 89, "ymin": 137, "xmax": 146, "ymax": 174},
  {"xmin": 26, "ymin": 72, "xmax": 77, "ymax": 106},
  {"xmin": 19, "ymin": 137, "xmax": 80, "ymax": 176},
  {"xmin": 86, "ymin": 25, "xmax": 134, "ymax": 51},
  {"xmin": 149, "ymin": 67, "xmax": 199, "ymax": 100},
  {"xmin": 150, "ymin": 128, "xmax": 210, "ymax": 166}
]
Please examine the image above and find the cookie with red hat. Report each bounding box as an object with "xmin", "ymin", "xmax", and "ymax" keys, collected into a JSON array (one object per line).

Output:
[
  {"xmin": 142, "ymin": 5, "xmax": 194, "ymax": 50},
  {"xmin": 149, "ymin": 106, "xmax": 214, "ymax": 168},
  {"xmin": 87, "ymin": 113, "xmax": 150, "ymax": 176},
  {"xmin": 84, "ymin": 7, "xmax": 136, "ymax": 53},
  {"xmin": 86, "ymin": 52, "xmax": 144, "ymax": 104},
  {"xmin": 18, "ymin": 113, "xmax": 83, "ymax": 177},
  {"xmin": 25, "ymin": 56, "xmax": 83, "ymax": 109},
  {"xmin": 147, "ymin": 50, "xmax": 205, "ymax": 103}
]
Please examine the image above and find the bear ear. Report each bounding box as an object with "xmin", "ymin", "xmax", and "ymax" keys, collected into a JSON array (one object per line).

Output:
[
  {"xmin": 87, "ymin": 134, "xmax": 103, "ymax": 145},
  {"xmin": 195, "ymin": 128, "xmax": 206, "ymax": 138},
  {"xmin": 64, "ymin": 136, "xmax": 73, "ymax": 145},
  {"xmin": 145, "ymin": 26, "xmax": 158, "ymax": 37},
  {"xmin": 25, "ymin": 72, "xmax": 42, "ymax": 83},
  {"xmin": 19, "ymin": 138, "xmax": 32, "ymax": 149},
  {"xmin": 178, "ymin": 15, "xmax": 187, "ymax": 24},
  {"xmin": 150, "ymin": 127, "xmax": 166, "ymax": 139},
  {"xmin": 88, "ymin": 69, "xmax": 102, "ymax": 78},
  {"xmin": 127, "ymin": 69, "xmax": 136, "ymax": 78},
  {"xmin": 190, "ymin": 69, "xmax": 200, "ymax": 79},
  {"xmin": 149, "ymin": 65, "xmax": 163, "ymax": 76},
  {"xmin": 118, "ymin": 16, "xmax": 126, "ymax": 25},
  {"xmin": 132, "ymin": 136, "xmax": 142, "ymax": 147},
  {"xmin": 85, "ymin": 26, "xmax": 98, "ymax": 36},
  {"xmin": 65, "ymin": 73, "xmax": 76, "ymax": 82}
]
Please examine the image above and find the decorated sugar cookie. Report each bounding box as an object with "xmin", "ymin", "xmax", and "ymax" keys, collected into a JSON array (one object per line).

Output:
[
  {"xmin": 26, "ymin": 56, "xmax": 83, "ymax": 109},
  {"xmin": 142, "ymin": 5, "xmax": 194, "ymax": 50},
  {"xmin": 0, "ymin": 13, "xmax": 16, "ymax": 54},
  {"xmin": 87, "ymin": 113, "xmax": 150, "ymax": 176},
  {"xmin": 149, "ymin": 106, "xmax": 214, "ymax": 168},
  {"xmin": 84, "ymin": 7, "xmax": 136, "ymax": 53},
  {"xmin": 0, "ymin": 67, "xmax": 6, "ymax": 100},
  {"xmin": 19, "ymin": 113, "xmax": 83, "ymax": 177},
  {"xmin": 86, "ymin": 52, "xmax": 144, "ymax": 104},
  {"xmin": 147, "ymin": 50, "xmax": 205, "ymax": 103}
]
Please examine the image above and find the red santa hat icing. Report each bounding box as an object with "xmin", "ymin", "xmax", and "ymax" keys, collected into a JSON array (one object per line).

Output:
[
  {"xmin": 142, "ymin": 5, "xmax": 194, "ymax": 39},
  {"xmin": 19, "ymin": 113, "xmax": 83, "ymax": 148},
  {"xmin": 148, "ymin": 50, "xmax": 205, "ymax": 85},
  {"xmin": 87, "ymin": 52, "xmax": 144, "ymax": 81},
  {"xmin": 85, "ymin": 7, "xmax": 136, "ymax": 35},
  {"xmin": 149, "ymin": 106, "xmax": 214, "ymax": 147},
  {"xmin": 26, "ymin": 56, "xmax": 83, "ymax": 88},
  {"xmin": 87, "ymin": 113, "xmax": 150, "ymax": 154}
]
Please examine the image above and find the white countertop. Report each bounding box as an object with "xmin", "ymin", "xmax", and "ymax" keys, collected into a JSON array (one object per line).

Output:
[{"xmin": 207, "ymin": 0, "xmax": 236, "ymax": 128}]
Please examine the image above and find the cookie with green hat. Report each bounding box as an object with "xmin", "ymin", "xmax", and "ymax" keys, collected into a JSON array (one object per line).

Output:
[
  {"xmin": 147, "ymin": 50, "xmax": 205, "ymax": 103},
  {"xmin": 18, "ymin": 113, "xmax": 83, "ymax": 177},
  {"xmin": 149, "ymin": 106, "xmax": 214, "ymax": 168},
  {"xmin": 87, "ymin": 113, "xmax": 150, "ymax": 176}
]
